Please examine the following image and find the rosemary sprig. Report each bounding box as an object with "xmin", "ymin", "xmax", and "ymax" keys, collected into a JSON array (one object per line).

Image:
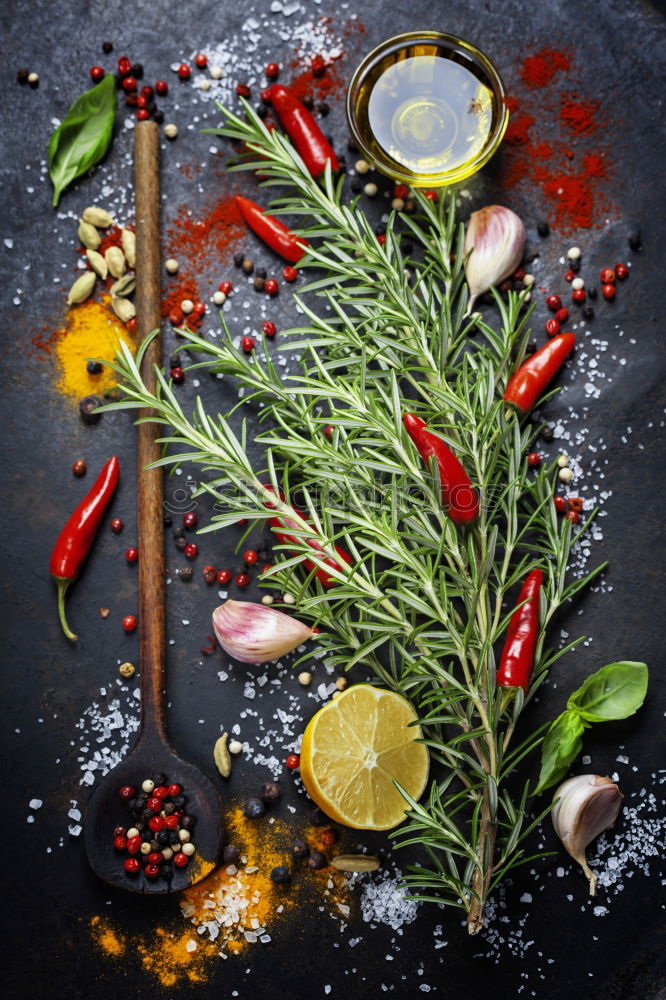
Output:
[{"xmin": 103, "ymin": 102, "xmax": 605, "ymax": 932}]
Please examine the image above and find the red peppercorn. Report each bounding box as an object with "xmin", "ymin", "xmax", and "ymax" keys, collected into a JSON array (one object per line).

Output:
[
  {"xmin": 513, "ymin": 267, "xmax": 526, "ymax": 281},
  {"xmin": 122, "ymin": 76, "xmax": 137, "ymax": 93},
  {"xmin": 203, "ymin": 564, "xmax": 217, "ymax": 583},
  {"xmin": 311, "ymin": 54, "xmax": 326, "ymax": 76},
  {"xmin": 110, "ymin": 517, "xmax": 124, "ymax": 533},
  {"xmin": 235, "ymin": 572, "xmax": 250, "ymax": 588},
  {"xmin": 72, "ymin": 459, "xmax": 87, "ymax": 477},
  {"xmin": 147, "ymin": 796, "xmax": 162, "ymax": 811},
  {"xmin": 124, "ymin": 857, "xmax": 140, "ymax": 874},
  {"xmin": 182, "ymin": 511, "xmax": 198, "ymax": 528},
  {"xmin": 125, "ymin": 547, "xmax": 138, "ymax": 563},
  {"xmin": 602, "ymin": 283, "xmax": 616, "ymax": 300},
  {"xmin": 122, "ymin": 614, "xmax": 137, "ymax": 632},
  {"xmin": 219, "ymin": 280, "xmax": 233, "ymax": 295},
  {"xmin": 545, "ymin": 318, "xmax": 560, "ymax": 336},
  {"xmin": 126, "ymin": 836, "xmax": 142, "ymax": 855},
  {"xmin": 117, "ymin": 57, "xmax": 132, "ymax": 76},
  {"xmin": 572, "ymin": 288, "xmax": 586, "ymax": 304},
  {"xmin": 184, "ymin": 543, "xmax": 198, "ymax": 559},
  {"xmin": 148, "ymin": 815, "xmax": 164, "ymax": 832},
  {"xmin": 164, "ymin": 815, "xmax": 179, "ymax": 830},
  {"xmin": 114, "ymin": 826, "xmax": 127, "ymax": 837},
  {"xmin": 424, "ymin": 189, "xmax": 439, "ymax": 202},
  {"xmin": 394, "ymin": 184, "xmax": 409, "ymax": 198},
  {"xmin": 140, "ymin": 85, "xmax": 154, "ymax": 99},
  {"xmin": 566, "ymin": 510, "xmax": 580, "ymax": 524},
  {"xmin": 174, "ymin": 852, "xmax": 189, "ymax": 868},
  {"xmin": 236, "ymin": 83, "xmax": 251, "ymax": 97},
  {"xmin": 113, "ymin": 835, "xmax": 127, "ymax": 851},
  {"xmin": 90, "ymin": 66, "xmax": 105, "ymax": 83},
  {"xmin": 177, "ymin": 63, "xmax": 191, "ymax": 80},
  {"xmin": 527, "ymin": 452, "xmax": 541, "ymax": 468},
  {"xmin": 546, "ymin": 294, "xmax": 561, "ymax": 311},
  {"xmin": 324, "ymin": 425, "xmax": 334, "ymax": 439},
  {"xmin": 145, "ymin": 863, "xmax": 161, "ymax": 878},
  {"xmin": 148, "ymin": 852, "xmax": 163, "ymax": 865},
  {"xmin": 168, "ymin": 783, "xmax": 181, "ymax": 797},
  {"xmin": 264, "ymin": 277, "xmax": 279, "ymax": 296},
  {"xmin": 265, "ymin": 62, "xmax": 279, "ymax": 78},
  {"xmin": 126, "ymin": 317, "xmax": 137, "ymax": 334},
  {"xmin": 600, "ymin": 267, "xmax": 615, "ymax": 284},
  {"xmin": 192, "ymin": 300, "xmax": 206, "ymax": 316},
  {"xmin": 136, "ymin": 108, "xmax": 150, "ymax": 121},
  {"xmin": 285, "ymin": 754, "xmax": 300, "ymax": 770},
  {"xmin": 243, "ymin": 549, "xmax": 258, "ymax": 565},
  {"xmin": 136, "ymin": 95, "xmax": 148, "ymax": 109},
  {"xmin": 568, "ymin": 497, "xmax": 584, "ymax": 513},
  {"xmin": 283, "ymin": 265, "xmax": 297, "ymax": 282},
  {"xmin": 260, "ymin": 87, "xmax": 272, "ymax": 103},
  {"xmin": 565, "ymin": 269, "xmax": 575, "ymax": 283},
  {"xmin": 615, "ymin": 263, "xmax": 629, "ymax": 280},
  {"xmin": 119, "ymin": 785, "xmax": 135, "ymax": 800},
  {"xmin": 155, "ymin": 79, "xmax": 168, "ymax": 96},
  {"xmin": 553, "ymin": 496, "xmax": 566, "ymax": 514},
  {"xmin": 555, "ymin": 308, "xmax": 569, "ymax": 323},
  {"xmin": 217, "ymin": 569, "xmax": 232, "ymax": 585},
  {"xmin": 153, "ymin": 786, "xmax": 169, "ymax": 800},
  {"xmin": 262, "ymin": 320, "xmax": 277, "ymax": 338},
  {"xmin": 170, "ymin": 366, "xmax": 185, "ymax": 383},
  {"xmin": 241, "ymin": 336, "xmax": 255, "ymax": 354},
  {"xmin": 195, "ymin": 52, "xmax": 208, "ymax": 69}
]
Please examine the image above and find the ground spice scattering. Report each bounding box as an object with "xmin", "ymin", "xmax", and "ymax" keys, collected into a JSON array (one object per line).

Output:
[{"xmin": 54, "ymin": 299, "xmax": 137, "ymax": 402}]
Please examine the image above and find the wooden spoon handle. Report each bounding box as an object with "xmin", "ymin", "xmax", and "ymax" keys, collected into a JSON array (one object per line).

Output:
[{"xmin": 134, "ymin": 122, "xmax": 166, "ymax": 742}]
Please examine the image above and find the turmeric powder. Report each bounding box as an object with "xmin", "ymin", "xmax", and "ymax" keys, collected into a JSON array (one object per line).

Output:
[{"xmin": 54, "ymin": 298, "xmax": 136, "ymax": 403}]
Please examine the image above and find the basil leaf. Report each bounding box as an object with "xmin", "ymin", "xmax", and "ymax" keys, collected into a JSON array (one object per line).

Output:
[
  {"xmin": 534, "ymin": 709, "xmax": 584, "ymax": 795},
  {"xmin": 567, "ymin": 660, "xmax": 648, "ymax": 722},
  {"xmin": 48, "ymin": 75, "xmax": 117, "ymax": 207}
]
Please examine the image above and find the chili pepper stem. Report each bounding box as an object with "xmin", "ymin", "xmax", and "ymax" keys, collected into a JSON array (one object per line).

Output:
[{"xmin": 55, "ymin": 577, "xmax": 77, "ymax": 641}]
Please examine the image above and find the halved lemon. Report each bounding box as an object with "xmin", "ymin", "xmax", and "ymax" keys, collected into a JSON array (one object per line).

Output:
[{"xmin": 299, "ymin": 684, "xmax": 429, "ymax": 830}]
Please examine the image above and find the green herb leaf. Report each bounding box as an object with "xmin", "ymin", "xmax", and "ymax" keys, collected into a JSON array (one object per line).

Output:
[
  {"xmin": 48, "ymin": 75, "xmax": 117, "ymax": 207},
  {"xmin": 567, "ymin": 660, "xmax": 648, "ymax": 722},
  {"xmin": 534, "ymin": 710, "xmax": 584, "ymax": 795}
]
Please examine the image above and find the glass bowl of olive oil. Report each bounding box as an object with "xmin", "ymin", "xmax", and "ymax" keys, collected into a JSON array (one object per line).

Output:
[{"xmin": 346, "ymin": 31, "xmax": 509, "ymax": 187}]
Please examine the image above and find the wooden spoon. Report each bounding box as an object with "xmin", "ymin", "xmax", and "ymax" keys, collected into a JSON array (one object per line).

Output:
[{"xmin": 84, "ymin": 122, "xmax": 223, "ymax": 893}]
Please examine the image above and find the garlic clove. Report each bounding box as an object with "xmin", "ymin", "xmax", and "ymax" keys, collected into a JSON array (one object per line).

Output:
[
  {"xmin": 552, "ymin": 774, "xmax": 623, "ymax": 895},
  {"xmin": 463, "ymin": 205, "xmax": 526, "ymax": 311},
  {"xmin": 212, "ymin": 600, "xmax": 318, "ymax": 664}
]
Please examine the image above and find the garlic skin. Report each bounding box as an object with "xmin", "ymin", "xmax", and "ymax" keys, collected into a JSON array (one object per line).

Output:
[
  {"xmin": 463, "ymin": 205, "xmax": 526, "ymax": 310},
  {"xmin": 552, "ymin": 774, "xmax": 623, "ymax": 895},
  {"xmin": 212, "ymin": 600, "xmax": 317, "ymax": 664}
]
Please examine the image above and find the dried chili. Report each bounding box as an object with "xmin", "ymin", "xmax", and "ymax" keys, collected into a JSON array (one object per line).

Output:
[
  {"xmin": 264, "ymin": 486, "xmax": 352, "ymax": 586},
  {"xmin": 50, "ymin": 455, "xmax": 120, "ymax": 640},
  {"xmin": 503, "ymin": 333, "xmax": 576, "ymax": 414},
  {"xmin": 269, "ymin": 85, "xmax": 338, "ymax": 178},
  {"xmin": 235, "ymin": 195, "xmax": 308, "ymax": 264},
  {"xmin": 496, "ymin": 568, "xmax": 543, "ymax": 692},
  {"xmin": 403, "ymin": 413, "xmax": 479, "ymax": 525}
]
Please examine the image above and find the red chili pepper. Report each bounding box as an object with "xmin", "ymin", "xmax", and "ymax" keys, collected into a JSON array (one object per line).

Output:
[
  {"xmin": 403, "ymin": 414, "xmax": 479, "ymax": 525},
  {"xmin": 269, "ymin": 85, "xmax": 339, "ymax": 178},
  {"xmin": 264, "ymin": 486, "xmax": 352, "ymax": 586},
  {"xmin": 50, "ymin": 456, "xmax": 120, "ymax": 641},
  {"xmin": 503, "ymin": 333, "xmax": 576, "ymax": 414},
  {"xmin": 235, "ymin": 195, "xmax": 308, "ymax": 264},
  {"xmin": 496, "ymin": 568, "xmax": 543, "ymax": 692}
]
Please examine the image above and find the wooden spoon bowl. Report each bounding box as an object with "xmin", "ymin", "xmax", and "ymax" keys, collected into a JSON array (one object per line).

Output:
[{"xmin": 84, "ymin": 122, "xmax": 222, "ymax": 893}]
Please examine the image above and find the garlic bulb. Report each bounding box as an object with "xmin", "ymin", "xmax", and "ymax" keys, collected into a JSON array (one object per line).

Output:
[
  {"xmin": 552, "ymin": 774, "xmax": 623, "ymax": 895},
  {"xmin": 212, "ymin": 600, "xmax": 317, "ymax": 664},
  {"xmin": 463, "ymin": 205, "xmax": 526, "ymax": 311}
]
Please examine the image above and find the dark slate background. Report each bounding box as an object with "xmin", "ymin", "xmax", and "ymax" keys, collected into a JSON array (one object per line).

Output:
[{"xmin": 1, "ymin": 1, "xmax": 665, "ymax": 997}]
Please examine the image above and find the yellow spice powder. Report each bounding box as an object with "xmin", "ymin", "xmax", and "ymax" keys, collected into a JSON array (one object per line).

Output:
[{"xmin": 54, "ymin": 298, "xmax": 136, "ymax": 403}]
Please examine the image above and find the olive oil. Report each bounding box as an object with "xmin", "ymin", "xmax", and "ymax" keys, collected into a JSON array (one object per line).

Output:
[{"xmin": 347, "ymin": 34, "xmax": 508, "ymax": 187}]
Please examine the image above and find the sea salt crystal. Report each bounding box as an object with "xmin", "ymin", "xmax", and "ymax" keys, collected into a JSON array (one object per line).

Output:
[
  {"xmin": 186, "ymin": 939, "xmax": 197, "ymax": 953},
  {"xmin": 29, "ymin": 799, "xmax": 43, "ymax": 810},
  {"xmin": 68, "ymin": 824, "xmax": 82, "ymax": 837},
  {"xmin": 4, "ymin": 238, "xmax": 13, "ymax": 249},
  {"xmin": 68, "ymin": 808, "xmax": 82, "ymax": 822}
]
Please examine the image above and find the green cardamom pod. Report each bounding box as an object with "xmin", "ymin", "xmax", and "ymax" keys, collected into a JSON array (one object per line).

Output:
[
  {"xmin": 111, "ymin": 296, "xmax": 135, "ymax": 323},
  {"xmin": 66, "ymin": 270, "xmax": 97, "ymax": 306},
  {"xmin": 213, "ymin": 733, "xmax": 232, "ymax": 778},
  {"xmin": 330, "ymin": 855, "xmax": 381, "ymax": 873},
  {"xmin": 105, "ymin": 246, "xmax": 126, "ymax": 279},
  {"xmin": 121, "ymin": 228, "xmax": 136, "ymax": 268},
  {"xmin": 110, "ymin": 273, "xmax": 136, "ymax": 298},
  {"xmin": 82, "ymin": 206, "xmax": 115, "ymax": 228},
  {"xmin": 86, "ymin": 249, "xmax": 108, "ymax": 280},
  {"xmin": 77, "ymin": 220, "xmax": 101, "ymax": 250}
]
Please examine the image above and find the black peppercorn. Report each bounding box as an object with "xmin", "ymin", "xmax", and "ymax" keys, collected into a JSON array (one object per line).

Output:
[
  {"xmin": 173, "ymin": 525, "xmax": 186, "ymax": 539},
  {"xmin": 569, "ymin": 257, "xmax": 581, "ymax": 274},
  {"xmin": 350, "ymin": 179, "xmax": 362, "ymax": 193},
  {"xmin": 259, "ymin": 781, "xmax": 281, "ymax": 803},
  {"xmin": 163, "ymin": 802, "xmax": 175, "ymax": 815},
  {"xmin": 541, "ymin": 425, "xmax": 554, "ymax": 443},
  {"xmin": 175, "ymin": 536, "xmax": 187, "ymax": 551},
  {"xmin": 337, "ymin": 155, "xmax": 346, "ymax": 171},
  {"xmin": 310, "ymin": 807, "xmax": 329, "ymax": 827},
  {"xmin": 79, "ymin": 395, "xmax": 101, "ymax": 424},
  {"xmin": 114, "ymin": 73, "xmax": 124, "ymax": 88},
  {"xmin": 223, "ymin": 845, "xmax": 240, "ymax": 865},
  {"xmin": 243, "ymin": 796, "xmax": 266, "ymax": 819},
  {"xmin": 173, "ymin": 795, "xmax": 186, "ymax": 808},
  {"xmin": 170, "ymin": 831, "xmax": 181, "ymax": 845},
  {"xmin": 141, "ymin": 808, "xmax": 154, "ymax": 822},
  {"xmin": 499, "ymin": 279, "xmax": 514, "ymax": 293},
  {"xmin": 292, "ymin": 839, "xmax": 310, "ymax": 859},
  {"xmin": 255, "ymin": 267, "xmax": 267, "ymax": 279},
  {"xmin": 301, "ymin": 94, "xmax": 314, "ymax": 109},
  {"xmin": 318, "ymin": 102, "xmax": 330, "ymax": 116},
  {"xmin": 513, "ymin": 280, "xmax": 525, "ymax": 292},
  {"xmin": 161, "ymin": 863, "xmax": 173, "ymax": 878},
  {"xmin": 536, "ymin": 220, "xmax": 550, "ymax": 237},
  {"xmin": 135, "ymin": 793, "xmax": 148, "ymax": 808},
  {"xmin": 587, "ymin": 286, "xmax": 598, "ymax": 301},
  {"xmin": 150, "ymin": 839, "xmax": 160, "ymax": 851},
  {"xmin": 151, "ymin": 773, "xmax": 167, "ymax": 786},
  {"xmin": 582, "ymin": 305, "xmax": 595, "ymax": 320},
  {"xmin": 86, "ymin": 360, "xmax": 103, "ymax": 375},
  {"xmin": 102, "ymin": 41, "xmax": 113, "ymax": 54},
  {"xmin": 234, "ymin": 252, "xmax": 245, "ymax": 267},
  {"xmin": 180, "ymin": 565, "xmax": 195, "ymax": 582},
  {"xmin": 270, "ymin": 866, "xmax": 291, "ymax": 884},
  {"xmin": 153, "ymin": 110, "xmax": 164, "ymax": 125},
  {"xmin": 253, "ymin": 276, "xmax": 265, "ymax": 292},
  {"xmin": 17, "ymin": 68, "xmax": 29, "ymax": 84},
  {"xmin": 525, "ymin": 339, "xmax": 538, "ymax": 356},
  {"xmin": 180, "ymin": 815, "xmax": 194, "ymax": 830},
  {"xmin": 242, "ymin": 258, "xmax": 254, "ymax": 274},
  {"xmin": 131, "ymin": 63, "xmax": 143, "ymax": 79},
  {"xmin": 628, "ymin": 231, "xmax": 642, "ymax": 252},
  {"xmin": 163, "ymin": 515, "xmax": 172, "ymax": 528},
  {"xmin": 135, "ymin": 822, "xmax": 145, "ymax": 833},
  {"xmin": 157, "ymin": 831, "xmax": 169, "ymax": 845},
  {"xmin": 308, "ymin": 850, "xmax": 328, "ymax": 870},
  {"xmin": 256, "ymin": 104, "xmax": 268, "ymax": 118}
]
